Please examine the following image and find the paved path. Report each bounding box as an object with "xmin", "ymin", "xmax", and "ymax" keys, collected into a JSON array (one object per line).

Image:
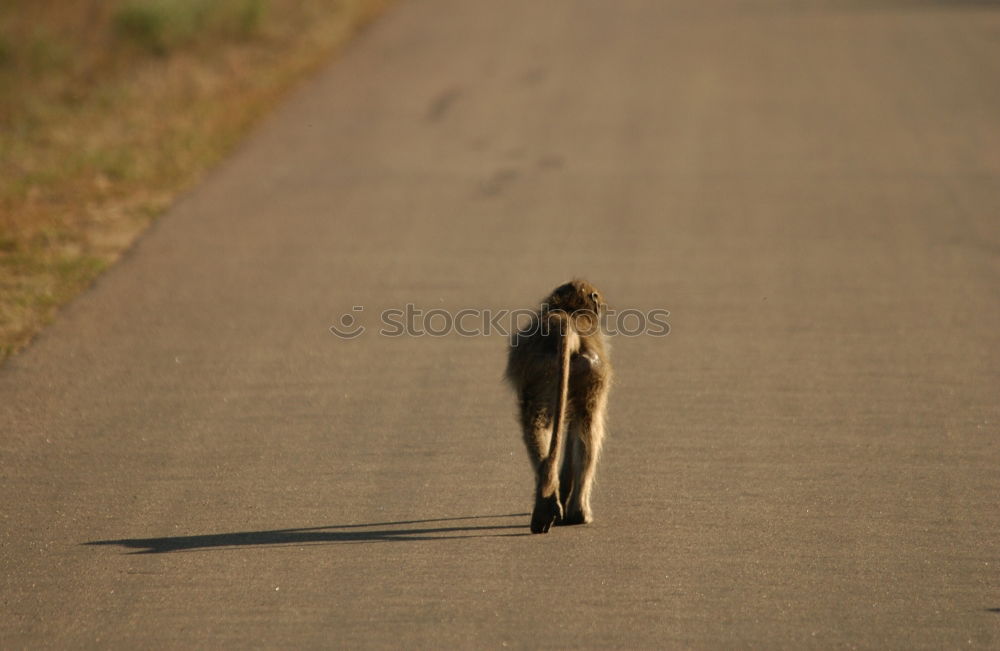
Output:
[{"xmin": 3, "ymin": 1, "xmax": 999, "ymax": 647}]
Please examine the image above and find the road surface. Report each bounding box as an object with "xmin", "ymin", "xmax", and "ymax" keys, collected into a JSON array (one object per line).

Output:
[{"xmin": 3, "ymin": 0, "xmax": 999, "ymax": 647}]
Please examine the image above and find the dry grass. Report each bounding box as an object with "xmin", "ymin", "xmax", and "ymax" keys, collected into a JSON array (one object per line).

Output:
[{"xmin": 0, "ymin": 0, "xmax": 389, "ymax": 361}]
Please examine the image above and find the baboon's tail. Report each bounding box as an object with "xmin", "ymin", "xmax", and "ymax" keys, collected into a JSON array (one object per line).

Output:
[
  {"xmin": 547, "ymin": 318, "xmax": 574, "ymax": 483},
  {"xmin": 543, "ymin": 312, "xmax": 577, "ymax": 506},
  {"xmin": 530, "ymin": 311, "xmax": 579, "ymax": 534}
]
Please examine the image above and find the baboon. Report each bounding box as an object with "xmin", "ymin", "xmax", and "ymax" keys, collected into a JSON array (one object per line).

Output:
[{"xmin": 505, "ymin": 279, "xmax": 613, "ymax": 534}]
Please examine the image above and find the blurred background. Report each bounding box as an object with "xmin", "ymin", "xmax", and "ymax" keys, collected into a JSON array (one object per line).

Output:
[{"xmin": 0, "ymin": 0, "xmax": 387, "ymax": 360}]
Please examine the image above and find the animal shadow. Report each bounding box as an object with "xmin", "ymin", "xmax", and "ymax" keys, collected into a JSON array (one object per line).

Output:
[{"xmin": 84, "ymin": 513, "xmax": 531, "ymax": 554}]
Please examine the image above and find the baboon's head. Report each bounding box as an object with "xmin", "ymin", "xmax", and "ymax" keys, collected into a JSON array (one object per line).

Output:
[{"xmin": 544, "ymin": 279, "xmax": 605, "ymax": 315}]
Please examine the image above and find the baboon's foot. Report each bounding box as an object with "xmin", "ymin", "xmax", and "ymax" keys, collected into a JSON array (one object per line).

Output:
[
  {"xmin": 557, "ymin": 508, "xmax": 592, "ymax": 526},
  {"xmin": 530, "ymin": 495, "xmax": 563, "ymax": 534}
]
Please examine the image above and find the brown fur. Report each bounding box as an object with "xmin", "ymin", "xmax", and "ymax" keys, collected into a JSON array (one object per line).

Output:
[{"xmin": 505, "ymin": 280, "xmax": 613, "ymax": 533}]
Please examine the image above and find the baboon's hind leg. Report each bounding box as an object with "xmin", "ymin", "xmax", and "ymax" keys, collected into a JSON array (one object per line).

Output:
[
  {"xmin": 558, "ymin": 435, "xmax": 576, "ymax": 515},
  {"xmin": 520, "ymin": 402, "xmax": 563, "ymax": 534},
  {"xmin": 563, "ymin": 404, "xmax": 606, "ymax": 525}
]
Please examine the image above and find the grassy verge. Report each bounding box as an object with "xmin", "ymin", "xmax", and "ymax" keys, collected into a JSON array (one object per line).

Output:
[{"xmin": 0, "ymin": 0, "xmax": 389, "ymax": 361}]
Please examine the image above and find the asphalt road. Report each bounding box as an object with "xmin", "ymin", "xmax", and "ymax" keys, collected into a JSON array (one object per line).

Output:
[{"xmin": 3, "ymin": 0, "xmax": 999, "ymax": 647}]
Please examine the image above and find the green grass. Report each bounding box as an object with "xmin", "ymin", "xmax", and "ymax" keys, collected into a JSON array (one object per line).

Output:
[{"xmin": 113, "ymin": 0, "xmax": 269, "ymax": 54}]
